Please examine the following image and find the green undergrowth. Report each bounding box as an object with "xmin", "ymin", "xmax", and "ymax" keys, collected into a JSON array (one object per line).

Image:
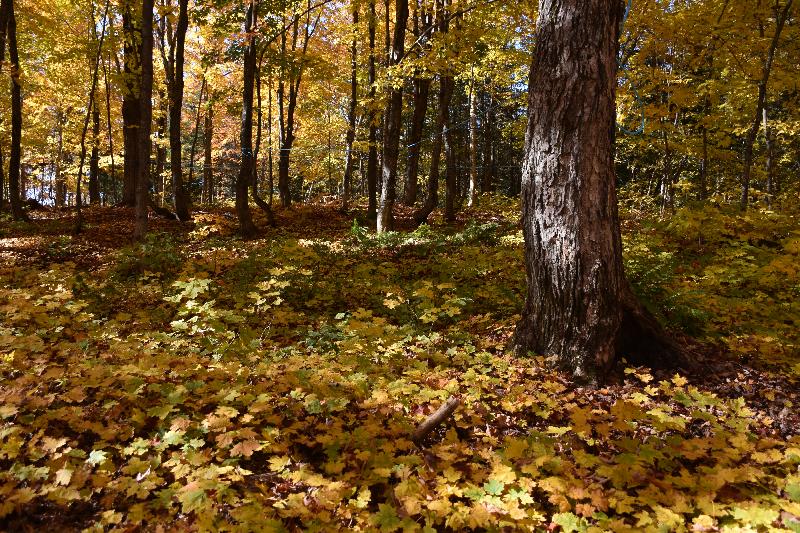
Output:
[{"xmin": 1, "ymin": 196, "xmax": 799, "ymax": 531}]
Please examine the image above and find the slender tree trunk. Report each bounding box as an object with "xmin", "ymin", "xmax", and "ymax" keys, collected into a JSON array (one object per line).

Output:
[
  {"xmin": 89, "ymin": 103, "xmax": 101, "ymax": 204},
  {"xmin": 366, "ymin": 0, "xmax": 378, "ymax": 220},
  {"xmin": 376, "ymin": 0, "xmax": 409, "ymax": 233},
  {"xmin": 103, "ymin": 53, "xmax": 115, "ymax": 206},
  {"xmin": 236, "ymin": 0, "xmax": 258, "ymax": 236},
  {"xmin": 442, "ymin": 75, "xmax": 456, "ymax": 222},
  {"xmin": 203, "ymin": 103, "xmax": 214, "ymax": 204},
  {"xmin": 740, "ymin": 0, "xmax": 792, "ymax": 211},
  {"xmin": 7, "ymin": 0, "xmax": 25, "ymax": 220},
  {"xmin": 467, "ymin": 76, "xmax": 478, "ymax": 207},
  {"xmin": 513, "ymin": 0, "xmax": 686, "ymax": 383},
  {"xmin": 699, "ymin": 125, "xmax": 708, "ymax": 201},
  {"xmin": 154, "ymin": 98, "xmax": 167, "ymax": 205},
  {"xmin": 481, "ymin": 91, "xmax": 495, "ymax": 193},
  {"xmin": 251, "ymin": 63, "xmax": 275, "ymax": 224},
  {"xmin": 267, "ymin": 74, "xmax": 274, "ymax": 205},
  {"xmin": 402, "ymin": 77, "xmax": 430, "ymax": 206},
  {"xmin": 134, "ymin": 0, "xmax": 155, "ymax": 239},
  {"xmin": 763, "ymin": 106, "xmax": 774, "ymax": 209},
  {"xmin": 414, "ymin": 75, "xmax": 452, "ymax": 225},
  {"xmin": 188, "ymin": 77, "xmax": 205, "ymax": 192},
  {"xmin": 342, "ymin": 6, "xmax": 359, "ymax": 211},
  {"xmin": 55, "ymin": 110, "xmax": 66, "ymax": 208},
  {"xmin": 75, "ymin": 0, "xmax": 110, "ymax": 232}
]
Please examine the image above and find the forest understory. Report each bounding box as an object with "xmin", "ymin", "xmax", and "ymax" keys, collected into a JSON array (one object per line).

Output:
[{"xmin": 1, "ymin": 196, "xmax": 799, "ymax": 531}]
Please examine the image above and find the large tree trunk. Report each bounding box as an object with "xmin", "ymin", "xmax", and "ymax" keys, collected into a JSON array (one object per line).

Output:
[
  {"xmin": 481, "ymin": 90, "xmax": 495, "ymax": 193},
  {"xmin": 236, "ymin": 0, "xmax": 258, "ymax": 236},
  {"xmin": 442, "ymin": 75, "xmax": 456, "ymax": 222},
  {"xmin": 341, "ymin": 6, "xmax": 359, "ymax": 211},
  {"xmin": 739, "ymin": 0, "xmax": 792, "ymax": 211},
  {"xmin": 513, "ymin": 0, "xmax": 684, "ymax": 383},
  {"xmin": 121, "ymin": 3, "xmax": 140, "ymax": 208},
  {"xmin": 134, "ymin": 0, "xmax": 155, "ymax": 240},
  {"xmin": 376, "ymin": 0, "xmax": 409, "ymax": 233},
  {"xmin": 187, "ymin": 77, "xmax": 205, "ymax": 193},
  {"xmin": 366, "ymin": 0, "xmax": 378, "ymax": 220},
  {"xmin": 7, "ymin": 0, "xmax": 25, "ymax": 221}
]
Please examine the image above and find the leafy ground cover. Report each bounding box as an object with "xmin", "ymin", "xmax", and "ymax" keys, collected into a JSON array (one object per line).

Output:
[{"xmin": 1, "ymin": 198, "xmax": 799, "ymax": 531}]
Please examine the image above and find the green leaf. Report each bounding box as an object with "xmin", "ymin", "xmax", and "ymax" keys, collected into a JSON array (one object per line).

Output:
[
  {"xmin": 86, "ymin": 449, "xmax": 108, "ymax": 467},
  {"xmin": 483, "ymin": 478, "xmax": 505, "ymax": 496},
  {"xmin": 552, "ymin": 512, "xmax": 587, "ymax": 533}
]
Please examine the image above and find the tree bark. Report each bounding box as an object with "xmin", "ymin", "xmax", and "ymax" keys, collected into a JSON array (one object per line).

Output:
[
  {"xmin": 236, "ymin": 0, "xmax": 259, "ymax": 236},
  {"xmin": 481, "ymin": 90, "xmax": 495, "ymax": 193},
  {"xmin": 341, "ymin": 6, "xmax": 359, "ymax": 211},
  {"xmin": 166, "ymin": 0, "xmax": 190, "ymax": 220},
  {"xmin": 134, "ymin": 0, "xmax": 155, "ymax": 240},
  {"xmin": 203, "ymin": 103, "xmax": 214, "ymax": 204},
  {"xmin": 699, "ymin": 125, "xmax": 708, "ymax": 201},
  {"xmin": 89, "ymin": 103, "xmax": 101, "ymax": 204},
  {"xmin": 414, "ymin": 75, "xmax": 452, "ymax": 225},
  {"xmin": 442, "ymin": 75, "xmax": 456, "ymax": 222},
  {"xmin": 0, "ymin": 0, "xmax": 7, "ymax": 212},
  {"xmin": 376, "ymin": 0, "xmax": 409, "ymax": 233},
  {"xmin": 513, "ymin": 0, "xmax": 685, "ymax": 383},
  {"xmin": 467, "ymin": 75, "xmax": 478, "ymax": 207},
  {"xmin": 252, "ymin": 63, "xmax": 275, "ymax": 224},
  {"xmin": 7, "ymin": 0, "xmax": 26, "ymax": 221},
  {"xmin": 366, "ymin": 0, "xmax": 378, "ymax": 220},
  {"xmin": 739, "ymin": 0, "xmax": 792, "ymax": 211},
  {"xmin": 121, "ymin": 2, "xmax": 140, "ymax": 208},
  {"xmin": 187, "ymin": 77, "xmax": 205, "ymax": 194},
  {"xmin": 763, "ymin": 106, "xmax": 774, "ymax": 209},
  {"xmin": 402, "ymin": 77, "xmax": 430, "ymax": 206}
]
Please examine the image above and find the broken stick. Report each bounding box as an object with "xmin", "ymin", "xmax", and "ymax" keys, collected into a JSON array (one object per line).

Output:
[{"xmin": 412, "ymin": 395, "xmax": 461, "ymax": 443}]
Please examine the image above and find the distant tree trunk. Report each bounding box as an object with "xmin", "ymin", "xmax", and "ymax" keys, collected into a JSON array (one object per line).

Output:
[
  {"xmin": 75, "ymin": 0, "xmax": 110, "ymax": 233},
  {"xmin": 376, "ymin": 0, "xmax": 409, "ymax": 233},
  {"xmin": 481, "ymin": 91, "xmax": 495, "ymax": 193},
  {"xmin": 740, "ymin": 0, "xmax": 792, "ymax": 211},
  {"xmin": 366, "ymin": 0, "xmax": 378, "ymax": 220},
  {"xmin": 442, "ymin": 75, "xmax": 456, "ymax": 222},
  {"xmin": 251, "ymin": 64, "xmax": 275, "ymax": 224},
  {"xmin": 341, "ymin": 6, "xmax": 359, "ymax": 211},
  {"xmin": 661, "ymin": 128, "xmax": 673, "ymax": 214},
  {"xmin": 6, "ymin": 0, "xmax": 25, "ymax": 220},
  {"xmin": 103, "ymin": 53, "xmax": 115, "ymax": 205},
  {"xmin": 121, "ymin": 3, "xmax": 140, "ymax": 208},
  {"xmin": 267, "ymin": 74, "xmax": 274, "ymax": 205},
  {"xmin": 467, "ymin": 76, "xmax": 478, "ymax": 207},
  {"xmin": 414, "ymin": 75, "xmax": 452, "ymax": 225},
  {"xmin": 762, "ymin": 107, "xmax": 774, "ymax": 209},
  {"xmin": 188, "ymin": 77, "xmax": 205, "ymax": 193},
  {"xmin": 277, "ymin": 8, "xmax": 314, "ymax": 208},
  {"xmin": 699, "ymin": 125, "xmax": 708, "ymax": 201},
  {"xmin": 236, "ymin": 0, "xmax": 259, "ymax": 236},
  {"xmin": 203, "ymin": 103, "xmax": 214, "ymax": 204},
  {"xmin": 89, "ymin": 103, "xmax": 101, "ymax": 204},
  {"xmin": 154, "ymin": 96, "xmax": 167, "ymax": 205},
  {"xmin": 55, "ymin": 110, "xmax": 66, "ymax": 208},
  {"xmin": 513, "ymin": 0, "xmax": 685, "ymax": 382},
  {"xmin": 134, "ymin": 0, "xmax": 155, "ymax": 240},
  {"xmin": 402, "ymin": 77, "xmax": 430, "ymax": 206}
]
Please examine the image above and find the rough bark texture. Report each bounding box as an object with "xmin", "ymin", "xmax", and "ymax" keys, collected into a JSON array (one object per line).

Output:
[
  {"xmin": 236, "ymin": 0, "xmax": 258, "ymax": 237},
  {"xmin": 121, "ymin": 3, "xmax": 140, "ymax": 208},
  {"xmin": 513, "ymin": 0, "xmax": 684, "ymax": 382},
  {"xmin": 442, "ymin": 74, "xmax": 456, "ymax": 222},
  {"xmin": 0, "ymin": 0, "xmax": 7, "ymax": 212},
  {"xmin": 376, "ymin": 0, "xmax": 409, "ymax": 233},
  {"xmin": 251, "ymin": 65, "xmax": 275, "ymax": 225},
  {"xmin": 134, "ymin": 0, "xmax": 155, "ymax": 240},
  {"xmin": 467, "ymin": 79, "xmax": 478, "ymax": 207}
]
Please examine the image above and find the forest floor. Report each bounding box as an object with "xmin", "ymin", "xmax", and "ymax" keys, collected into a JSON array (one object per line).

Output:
[{"xmin": 1, "ymin": 197, "xmax": 799, "ymax": 532}]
